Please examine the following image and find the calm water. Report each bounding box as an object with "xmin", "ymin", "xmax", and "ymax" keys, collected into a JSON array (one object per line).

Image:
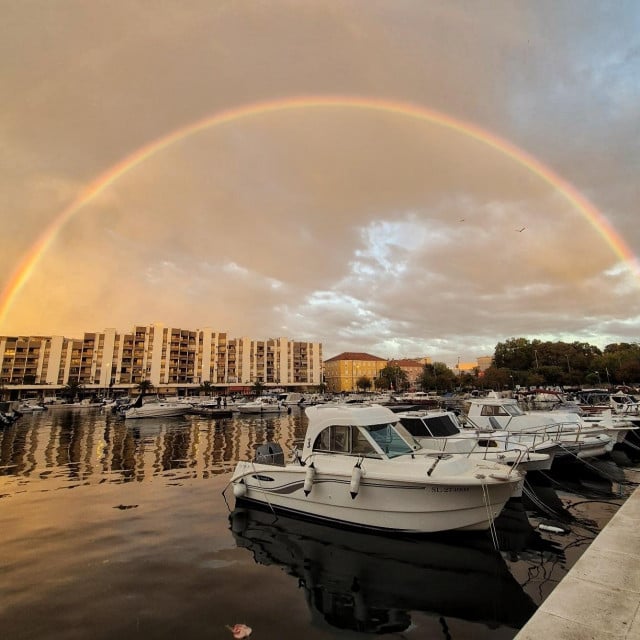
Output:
[{"xmin": 1, "ymin": 407, "xmax": 637, "ymax": 639}]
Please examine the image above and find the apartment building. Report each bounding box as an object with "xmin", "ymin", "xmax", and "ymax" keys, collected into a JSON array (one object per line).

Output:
[{"xmin": 0, "ymin": 324, "xmax": 322, "ymax": 392}]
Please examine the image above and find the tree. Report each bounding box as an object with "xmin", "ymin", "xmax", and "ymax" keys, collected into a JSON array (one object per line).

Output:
[
  {"xmin": 137, "ymin": 380, "xmax": 154, "ymax": 397},
  {"xmin": 377, "ymin": 365, "xmax": 409, "ymax": 392},
  {"xmin": 252, "ymin": 380, "xmax": 265, "ymax": 397},
  {"xmin": 356, "ymin": 376, "xmax": 372, "ymax": 392},
  {"xmin": 61, "ymin": 380, "xmax": 84, "ymax": 402},
  {"xmin": 480, "ymin": 366, "xmax": 512, "ymax": 391},
  {"xmin": 419, "ymin": 362, "xmax": 456, "ymax": 392},
  {"xmin": 199, "ymin": 380, "xmax": 214, "ymax": 396}
]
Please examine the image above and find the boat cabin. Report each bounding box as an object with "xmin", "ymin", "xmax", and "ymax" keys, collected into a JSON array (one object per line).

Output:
[{"xmin": 302, "ymin": 404, "xmax": 419, "ymax": 460}]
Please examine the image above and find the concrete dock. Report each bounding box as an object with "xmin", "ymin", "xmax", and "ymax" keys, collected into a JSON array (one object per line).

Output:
[{"xmin": 515, "ymin": 484, "xmax": 640, "ymax": 639}]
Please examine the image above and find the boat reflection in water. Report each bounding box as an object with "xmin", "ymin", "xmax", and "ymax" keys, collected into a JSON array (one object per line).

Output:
[{"xmin": 229, "ymin": 504, "xmax": 537, "ymax": 634}]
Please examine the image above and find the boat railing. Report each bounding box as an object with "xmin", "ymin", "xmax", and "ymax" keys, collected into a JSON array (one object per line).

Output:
[
  {"xmin": 461, "ymin": 413, "xmax": 578, "ymax": 449},
  {"xmin": 500, "ymin": 420, "xmax": 599, "ymax": 444},
  {"xmin": 423, "ymin": 436, "xmax": 530, "ymax": 469}
]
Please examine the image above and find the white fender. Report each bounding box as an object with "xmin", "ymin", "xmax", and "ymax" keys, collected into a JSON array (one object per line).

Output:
[
  {"xmin": 303, "ymin": 463, "xmax": 315, "ymax": 496},
  {"xmin": 233, "ymin": 479, "xmax": 247, "ymax": 498},
  {"xmin": 350, "ymin": 463, "xmax": 362, "ymax": 499}
]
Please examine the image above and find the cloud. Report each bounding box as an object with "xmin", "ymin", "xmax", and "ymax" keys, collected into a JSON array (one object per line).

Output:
[{"xmin": 1, "ymin": 1, "xmax": 638, "ymax": 364}]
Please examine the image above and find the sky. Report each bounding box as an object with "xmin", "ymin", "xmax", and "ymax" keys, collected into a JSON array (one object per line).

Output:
[{"xmin": 1, "ymin": 1, "xmax": 639, "ymax": 365}]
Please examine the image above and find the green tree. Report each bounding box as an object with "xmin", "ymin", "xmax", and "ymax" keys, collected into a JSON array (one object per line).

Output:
[
  {"xmin": 377, "ymin": 365, "xmax": 409, "ymax": 392},
  {"xmin": 480, "ymin": 366, "xmax": 513, "ymax": 391},
  {"xmin": 137, "ymin": 380, "xmax": 154, "ymax": 396},
  {"xmin": 494, "ymin": 338, "xmax": 535, "ymax": 370},
  {"xmin": 199, "ymin": 380, "xmax": 214, "ymax": 396},
  {"xmin": 356, "ymin": 376, "xmax": 372, "ymax": 392},
  {"xmin": 252, "ymin": 380, "xmax": 265, "ymax": 397},
  {"xmin": 61, "ymin": 380, "xmax": 84, "ymax": 402},
  {"xmin": 419, "ymin": 362, "xmax": 456, "ymax": 392}
]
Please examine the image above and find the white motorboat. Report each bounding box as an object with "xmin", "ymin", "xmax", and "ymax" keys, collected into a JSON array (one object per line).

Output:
[
  {"xmin": 124, "ymin": 395, "xmax": 190, "ymax": 419},
  {"xmin": 461, "ymin": 397, "xmax": 612, "ymax": 460},
  {"xmin": 229, "ymin": 403, "xmax": 523, "ymax": 533},
  {"xmin": 15, "ymin": 401, "xmax": 47, "ymax": 413},
  {"xmin": 396, "ymin": 409, "xmax": 554, "ymax": 473},
  {"xmin": 235, "ymin": 396, "xmax": 284, "ymax": 414},
  {"xmin": 609, "ymin": 391, "xmax": 640, "ymax": 417}
]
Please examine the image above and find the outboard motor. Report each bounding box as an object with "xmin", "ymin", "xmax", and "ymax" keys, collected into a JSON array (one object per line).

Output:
[{"xmin": 254, "ymin": 442, "xmax": 285, "ymax": 466}]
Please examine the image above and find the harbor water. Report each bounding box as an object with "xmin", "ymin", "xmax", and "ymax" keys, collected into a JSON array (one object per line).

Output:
[{"xmin": 1, "ymin": 407, "xmax": 638, "ymax": 639}]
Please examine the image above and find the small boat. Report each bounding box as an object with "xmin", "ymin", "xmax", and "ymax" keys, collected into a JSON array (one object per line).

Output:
[
  {"xmin": 229, "ymin": 403, "xmax": 522, "ymax": 533},
  {"xmin": 609, "ymin": 391, "xmax": 640, "ymax": 417},
  {"xmin": 462, "ymin": 397, "xmax": 613, "ymax": 460},
  {"xmin": 124, "ymin": 395, "xmax": 191, "ymax": 419},
  {"xmin": 0, "ymin": 403, "xmax": 20, "ymax": 426},
  {"xmin": 15, "ymin": 401, "xmax": 47, "ymax": 413},
  {"xmin": 396, "ymin": 408, "xmax": 554, "ymax": 473},
  {"xmin": 235, "ymin": 396, "xmax": 284, "ymax": 414}
]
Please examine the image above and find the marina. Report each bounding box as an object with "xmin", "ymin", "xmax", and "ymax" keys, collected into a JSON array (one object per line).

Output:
[{"xmin": 1, "ymin": 405, "xmax": 638, "ymax": 639}]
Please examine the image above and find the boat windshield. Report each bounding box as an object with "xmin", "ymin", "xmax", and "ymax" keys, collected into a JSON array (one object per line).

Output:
[
  {"xmin": 399, "ymin": 414, "xmax": 460, "ymax": 437},
  {"xmin": 505, "ymin": 404, "xmax": 525, "ymax": 416},
  {"xmin": 365, "ymin": 422, "xmax": 416, "ymax": 458}
]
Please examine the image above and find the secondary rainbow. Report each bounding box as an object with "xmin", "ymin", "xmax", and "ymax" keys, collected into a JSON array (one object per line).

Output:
[{"xmin": 1, "ymin": 95, "xmax": 638, "ymax": 326}]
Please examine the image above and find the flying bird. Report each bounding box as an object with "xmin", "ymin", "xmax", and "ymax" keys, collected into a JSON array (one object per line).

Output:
[{"xmin": 516, "ymin": 227, "xmax": 526, "ymax": 232}]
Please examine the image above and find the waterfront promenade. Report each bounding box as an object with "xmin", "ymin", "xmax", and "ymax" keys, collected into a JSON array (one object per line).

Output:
[{"xmin": 515, "ymin": 482, "xmax": 640, "ymax": 640}]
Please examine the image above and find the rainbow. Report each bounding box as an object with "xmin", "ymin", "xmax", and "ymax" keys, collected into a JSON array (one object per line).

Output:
[{"xmin": 1, "ymin": 95, "xmax": 638, "ymax": 327}]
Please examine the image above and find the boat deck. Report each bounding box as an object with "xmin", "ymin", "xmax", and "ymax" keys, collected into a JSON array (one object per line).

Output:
[{"xmin": 515, "ymin": 481, "xmax": 640, "ymax": 639}]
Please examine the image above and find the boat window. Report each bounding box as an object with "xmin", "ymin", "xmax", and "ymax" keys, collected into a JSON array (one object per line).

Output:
[
  {"xmin": 312, "ymin": 425, "xmax": 379, "ymax": 457},
  {"xmin": 423, "ymin": 415, "xmax": 460, "ymax": 436},
  {"xmin": 394, "ymin": 423, "xmax": 422, "ymax": 450},
  {"xmin": 366, "ymin": 423, "xmax": 414, "ymax": 458},
  {"xmin": 505, "ymin": 404, "xmax": 525, "ymax": 416},
  {"xmin": 477, "ymin": 439, "xmax": 499, "ymax": 448},
  {"xmin": 480, "ymin": 404, "xmax": 509, "ymax": 417},
  {"xmin": 330, "ymin": 425, "xmax": 349, "ymax": 452},
  {"xmin": 351, "ymin": 427, "xmax": 377, "ymax": 456},
  {"xmin": 399, "ymin": 417, "xmax": 430, "ymax": 437},
  {"xmin": 314, "ymin": 428, "xmax": 332, "ymax": 451}
]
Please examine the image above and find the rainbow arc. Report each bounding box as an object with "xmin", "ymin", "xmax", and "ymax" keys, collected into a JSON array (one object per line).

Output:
[{"xmin": 1, "ymin": 95, "xmax": 638, "ymax": 326}]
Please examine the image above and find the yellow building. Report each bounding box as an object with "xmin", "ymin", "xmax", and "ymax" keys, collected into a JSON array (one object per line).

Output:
[{"xmin": 323, "ymin": 352, "xmax": 387, "ymax": 393}]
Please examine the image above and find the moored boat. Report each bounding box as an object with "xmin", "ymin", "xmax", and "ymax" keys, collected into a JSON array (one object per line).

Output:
[
  {"xmin": 229, "ymin": 403, "xmax": 522, "ymax": 533},
  {"xmin": 124, "ymin": 395, "xmax": 190, "ymax": 419},
  {"xmin": 235, "ymin": 396, "xmax": 284, "ymax": 414},
  {"xmin": 396, "ymin": 408, "xmax": 554, "ymax": 473},
  {"xmin": 462, "ymin": 397, "xmax": 613, "ymax": 461}
]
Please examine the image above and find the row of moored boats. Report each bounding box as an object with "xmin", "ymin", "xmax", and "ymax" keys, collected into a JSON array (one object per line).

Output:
[{"xmin": 227, "ymin": 394, "xmax": 639, "ymax": 535}]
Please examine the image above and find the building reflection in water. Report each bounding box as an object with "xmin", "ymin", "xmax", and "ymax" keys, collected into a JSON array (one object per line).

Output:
[{"xmin": 0, "ymin": 408, "xmax": 307, "ymax": 487}]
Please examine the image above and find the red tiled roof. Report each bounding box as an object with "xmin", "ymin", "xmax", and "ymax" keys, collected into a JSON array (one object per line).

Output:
[{"xmin": 324, "ymin": 352, "xmax": 387, "ymax": 363}]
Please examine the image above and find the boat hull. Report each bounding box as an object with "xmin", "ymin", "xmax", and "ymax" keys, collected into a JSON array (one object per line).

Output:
[
  {"xmin": 124, "ymin": 406, "xmax": 188, "ymax": 419},
  {"xmin": 231, "ymin": 462, "xmax": 517, "ymax": 533}
]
